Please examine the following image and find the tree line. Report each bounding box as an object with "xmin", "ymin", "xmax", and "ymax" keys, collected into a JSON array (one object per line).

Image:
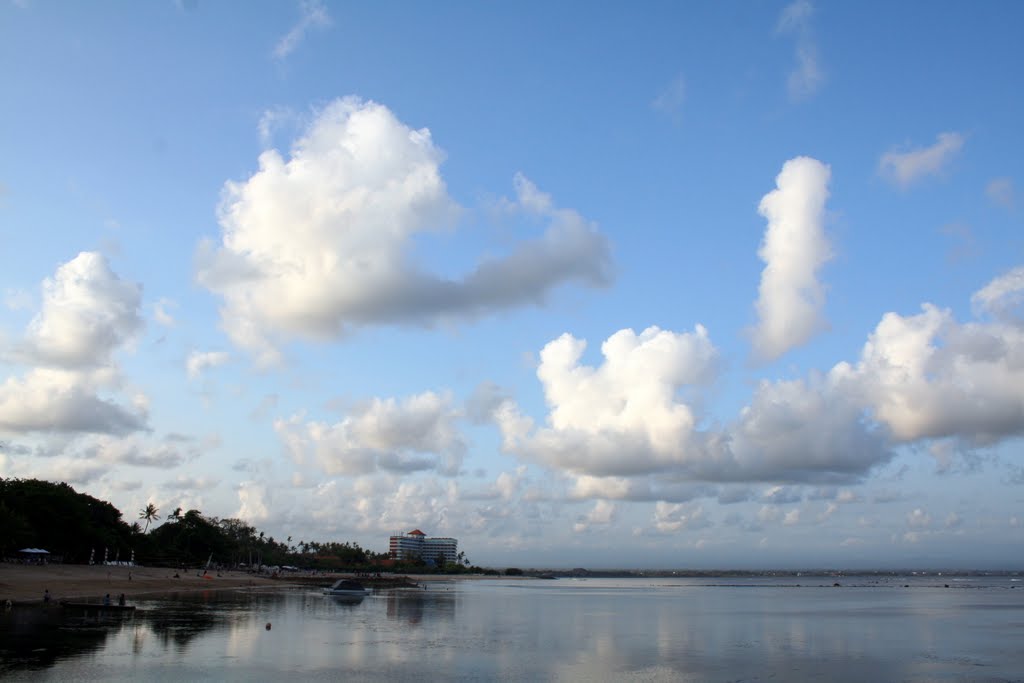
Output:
[{"xmin": 0, "ymin": 478, "xmax": 478, "ymax": 573}]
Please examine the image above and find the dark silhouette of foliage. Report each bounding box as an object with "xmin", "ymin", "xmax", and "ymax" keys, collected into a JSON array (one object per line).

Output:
[
  {"xmin": 1, "ymin": 478, "xmax": 478, "ymax": 575},
  {"xmin": 0, "ymin": 478, "xmax": 134, "ymax": 562}
]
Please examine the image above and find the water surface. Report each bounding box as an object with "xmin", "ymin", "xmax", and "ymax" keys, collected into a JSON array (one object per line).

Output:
[{"xmin": 3, "ymin": 576, "xmax": 1023, "ymax": 681}]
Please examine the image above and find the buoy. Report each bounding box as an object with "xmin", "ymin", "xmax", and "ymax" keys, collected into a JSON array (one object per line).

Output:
[{"xmin": 265, "ymin": 622, "xmax": 272, "ymax": 631}]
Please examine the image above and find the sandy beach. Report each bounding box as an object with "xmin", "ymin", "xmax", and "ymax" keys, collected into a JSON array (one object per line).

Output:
[
  {"xmin": 0, "ymin": 563, "xmax": 284, "ymax": 604},
  {"xmin": 0, "ymin": 563, "xmax": 523, "ymax": 604}
]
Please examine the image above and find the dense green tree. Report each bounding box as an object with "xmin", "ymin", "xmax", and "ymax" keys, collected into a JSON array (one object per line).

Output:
[{"xmin": 0, "ymin": 478, "xmax": 133, "ymax": 562}]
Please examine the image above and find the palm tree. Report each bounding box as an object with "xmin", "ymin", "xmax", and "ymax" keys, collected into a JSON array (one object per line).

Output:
[{"xmin": 139, "ymin": 503, "xmax": 160, "ymax": 533}]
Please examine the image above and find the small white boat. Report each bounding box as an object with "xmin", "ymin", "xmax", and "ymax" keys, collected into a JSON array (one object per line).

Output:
[{"xmin": 324, "ymin": 579, "xmax": 368, "ymax": 596}]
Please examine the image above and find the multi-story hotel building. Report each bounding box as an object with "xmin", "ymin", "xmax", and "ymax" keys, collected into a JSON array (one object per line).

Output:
[{"xmin": 388, "ymin": 529, "xmax": 458, "ymax": 565}]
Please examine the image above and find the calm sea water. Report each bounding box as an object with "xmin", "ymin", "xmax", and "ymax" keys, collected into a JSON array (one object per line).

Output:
[{"xmin": 3, "ymin": 576, "xmax": 1023, "ymax": 681}]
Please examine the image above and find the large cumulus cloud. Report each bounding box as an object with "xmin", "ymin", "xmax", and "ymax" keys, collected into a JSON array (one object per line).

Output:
[
  {"xmin": 197, "ymin": 97, "xmax": 612, "ymax": 364},
  {"xmin": 493, "ymin": 265, "xmax": 1024, "ymax": 489},
  {"xmin": 275, "ymin": 391, "xmax": 466, "ymax": 476},
  {"xmin": 0, "ymin": 252, "xmax": 146, "ymax": 435}
]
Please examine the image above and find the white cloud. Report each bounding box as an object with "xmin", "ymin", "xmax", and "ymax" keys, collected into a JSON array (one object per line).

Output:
[
  {"xmin": 986, "ymin": 177, "xmax": 1015, "ymax": 209},
  {"xmin": 751, "ymin": 156, "xmax": 833, "ymax": 360},
  {"xmin": 152, "ymin": 298, "xmax": 176, "ymax": 326},
  {"xmin": 971, "ymin": 265, "xmax": 1024, "ymax": 323},
  {"xmin": 20, "ymin": 252, "xmax": 142, "ymax": 369},
  {"xmin": 236, "ymin": 481, "xmax": 271, "ymax": 522},
  {"xmin": 0, "ymin": 253, "xmax": 147, "ymax": 436},
  {"xmin": 186, "ymin": 350, "xmax": 230, "ymax": 379},
  {"xmin": 495, "ymin": 324, "xmax": 894, "ymax": 484},
  {"xmin": 652, "ymin": 501, "xmax": 709, "ymax": 533},
  {"xmin": 573, "ymin": 500, "xmax": 617, "ymax": 533},
  {"xmin": 495, "ymin": 325, "xmax": 719, "ymax": 477},
  {"xmin": 777, "ymin": 0, "xmax": 824, "ymax": 100},
  {"xmin": 907, "ymin": 508, "xmax": 931, "ymax": 528},
  {"xmin": 163, "ymin": 475, "xmax": 220, "ymax": 491},
  {"xmin": 846, "ymin": 294, "xmax": 1024, "ymax": 444},
  {"xmin": 728, "ymin": 371, "xmax": 890, "ymax": 482},
  {"xmin": 0, "ymin": 367, "xmax": 146, "ymax": 435},
  {"xmin": 651, "ymin": 75, "xmax": 685, "ymax": 120},
  {"xmin": 4, "ymin": 288, "xmax": 32, "ymax": 311},
  {"xmin": 878, "ymin": 132, "xmax": 964, "ymax": 188},
  {"xmin": 276, "ymin": 391, "xmax": 466, "ymax": 476},
  {"xmin": 568, "ymin": 474, "xmax": 710, "ymax": 503},
  {"xmin": 494, "ymin": 265, "xmax": 1024, "ymax": 487},
  {"xmin": 197, "ymin": 97, "xmax": 611, "ymax": 365},
  {"xmin": 273, "ymin": 0, "xmax": 331, "ymax": 60}
]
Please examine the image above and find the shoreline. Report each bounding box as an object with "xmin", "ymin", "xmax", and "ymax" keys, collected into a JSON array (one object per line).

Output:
[
  {"xmin": 0, "ymin": 563, "xmax": 527, "ymax": 605},
  {"xmin": 0, "ymin": 563, "xmax": 286, "ymax": 604}
]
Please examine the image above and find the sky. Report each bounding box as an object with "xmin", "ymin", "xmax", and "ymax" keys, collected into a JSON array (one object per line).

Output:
[{"xmin": 1, "ymin": 1, "xmax": 1023, "ymax": 569}]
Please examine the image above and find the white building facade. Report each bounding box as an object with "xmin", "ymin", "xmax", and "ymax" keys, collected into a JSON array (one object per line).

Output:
[{"xmin": 388, "ymin": 529, "xmax": 458, "ymax": 565}]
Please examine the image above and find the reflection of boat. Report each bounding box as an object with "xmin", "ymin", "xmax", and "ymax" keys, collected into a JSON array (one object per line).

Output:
[
  {"xmin": 323, "ymin": 579, "xmax": 368, "ymax": 596},
  {"xmin": 60, "ymin": 602, "xmax": 136, "ymax": 613}
]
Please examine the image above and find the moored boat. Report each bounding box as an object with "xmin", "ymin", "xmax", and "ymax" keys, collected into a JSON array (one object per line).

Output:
[{"xmin": 323, "ymin": 579, "xmax": 368, "ymax": 596}]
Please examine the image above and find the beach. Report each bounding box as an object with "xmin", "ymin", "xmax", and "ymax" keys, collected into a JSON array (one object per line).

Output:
[
  {"xmin": 0, "ymin": 563, "xmax": 522, "ymax": 604},
  {"xmin": 0, "ymin": 563, "xmax": 283, "ymax": 604}
]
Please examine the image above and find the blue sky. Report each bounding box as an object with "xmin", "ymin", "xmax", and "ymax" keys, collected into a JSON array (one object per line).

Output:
[{"xmin": 2, "ymin": 0, "xmax": 1023, "ymax": 568}]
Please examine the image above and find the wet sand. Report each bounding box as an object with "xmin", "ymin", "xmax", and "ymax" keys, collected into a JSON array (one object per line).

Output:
[
  {"xmin": 0, "ymin": 564, "xmax": 528, "ymax": 603},
  {"xmin": 0, "ymin": 563, "xmax": 282, "ymax": 603}
]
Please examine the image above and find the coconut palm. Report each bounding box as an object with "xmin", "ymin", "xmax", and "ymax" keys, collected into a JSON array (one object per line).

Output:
[{"xmin": 139, "ymin": 503, "xmax": 160, "ymax": 533}]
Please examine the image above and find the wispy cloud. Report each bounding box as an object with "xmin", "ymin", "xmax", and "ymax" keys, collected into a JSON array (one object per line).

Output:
[
  {"xmin": 878, "ymin": 132, "xmax": 964, "ymax": 188},
  {"xmin": 273, "ymin": 0, "xmax": 331, "ymax": 60},
  {"xmin": 777, "ymin": 0, "xmax": 824, "ymax": 100},
  {"xmin": 186, "ymin": 350, "xmax": 230, "ymax": 380},
  {"xmin": 651, "ymin": 75, "xmax": 686, "ymax": 121},
  {"xmin": 986, "ymin": 177, "xmax": 1015, "ymax": 209}
]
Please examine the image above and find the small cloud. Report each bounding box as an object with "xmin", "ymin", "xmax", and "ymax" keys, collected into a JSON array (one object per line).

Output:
[
  {"xmin": 3, "ymin": 288, "xmax": 32, "ymax": 311},
  {"xmin": 258, "ymin": 106, "xmax": 297, "ymax": 148},
  {"xmin": 162, "ymin": 475, "xmax": 220, "ymax": 491},
  {"xmin": 153, "ymin": 298, "xmax": 176, "ymax": 327},
  {"xmin": 878, "ymin": 132, "xmax": 964, "ymax": 188},
  {"xmin": 186, "ymin": 350, "xmax": 230, "ymax": 379},
  {"xmin": 907, "ymin": 508, "xmax": 931, "ymax": 529},
  {"xmin": 940, "ymin": 223, "xmax": 978, "ymax": 265},
  {"xmin": 249, "ymin": 393, "xmax": 279, "ymax": 421},
  {"xmin": 573, "ymin": 500, "xmax": 617, "ymax": 533},
  {"xmin": 651, "ymin": 75, "xmax": 686, "ymax": 121},
  {"xmin": 777, "ymin": 0, "xmax": 824, "ymax": 100},
  {"xmin": 986, "ymin": 177, "xmax": 1015, "ymax": 209},
  {"xmin": 273, "ymin": 0, "xmax": 331, "ymax": 60}
]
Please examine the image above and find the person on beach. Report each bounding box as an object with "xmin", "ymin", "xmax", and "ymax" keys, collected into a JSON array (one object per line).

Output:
[
  {"xmin": 118, "ymin": 593, "xmax": 126, "ymax": 606},
  {"xmin": 43, "ymin": 589, "xmax": 51, "ymax": 603},
  {"xmin": 103, "ymin": 594, "xmax": 111, "ymax": 606}
]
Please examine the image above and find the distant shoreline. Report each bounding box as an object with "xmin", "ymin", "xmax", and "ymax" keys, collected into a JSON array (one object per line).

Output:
[
  {"xmin": 0, "ymin": 563, "xmax": 539, "ymax": 605},
  {"xmin": 5, "ymin": 563, "xmax": 1020, "ymax": 605}
]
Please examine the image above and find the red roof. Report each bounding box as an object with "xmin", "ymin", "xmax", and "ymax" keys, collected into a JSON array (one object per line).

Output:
[{"xmin": 407, "ymin": 529, "xmax": 426, "ymax": 536}]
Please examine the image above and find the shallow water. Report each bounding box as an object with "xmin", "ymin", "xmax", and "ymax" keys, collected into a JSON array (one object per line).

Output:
[{"xmin": 2, "ymin": 576, "xmax": 1023, "ymax": 681}]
